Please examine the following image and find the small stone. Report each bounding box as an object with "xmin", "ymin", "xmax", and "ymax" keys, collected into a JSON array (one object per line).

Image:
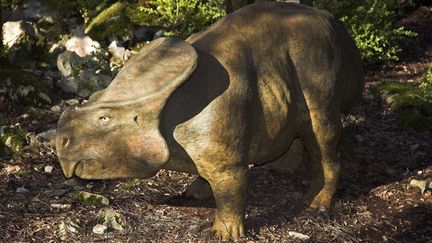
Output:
[
  {"xmin": 16, "ymin": 187, "xmax": 28, "ymax": 193},
  {"xmin": 288, "ymin": 231, "xmax": 310, "ymax": 241},
  {"xmin": 51, "ymin": 105, "xmax": 61, "ymax": 112},
  {"xmin": 51, "ymin": 203, "xmax": 71, "ymax": 209},
  {"xmin": 44, "ymin": 165, "xmax": 53, "ymax": 173},
  {"xmin": 410, "ymin": 144, "xmax": 420, "ymax": 151},
  {"xmin": 355, "ymin": 134, "xmax": 364, "ymax": 143},
  {"xmin": 66, "ymin": 99, "xmax": 79, "ymax": 106},
  {"xmin": 4, "ymin": 165, "xmax": 21, "ymax": 174},
  {"xmin": 92, "ymin": 224, "xmax": 107, "ymax": 234},
  {"xmin": 99, "ymin": 208, "xmax": 125, "ymax": 231}
]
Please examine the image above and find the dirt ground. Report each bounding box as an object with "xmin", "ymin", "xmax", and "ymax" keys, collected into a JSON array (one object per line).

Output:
[{"xmin": 1, "ymin": 5, "xmax": 432, "ymax": 243}]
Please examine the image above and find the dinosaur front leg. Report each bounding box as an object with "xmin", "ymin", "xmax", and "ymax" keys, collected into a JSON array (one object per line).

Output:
[{"xmin": 201, "ymin": 166, "xmax": 248, "ymax": 240}]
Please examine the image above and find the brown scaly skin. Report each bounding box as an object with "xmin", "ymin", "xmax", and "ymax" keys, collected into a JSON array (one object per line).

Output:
[{"xmin": 56, "ymin": 2, "xmax": 364, "ymax": 240}]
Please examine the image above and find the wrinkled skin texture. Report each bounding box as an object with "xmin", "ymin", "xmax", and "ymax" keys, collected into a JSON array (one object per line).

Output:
[{"xmin": 56, "ymin": 2, "xmax": 364, "ymax": 240}]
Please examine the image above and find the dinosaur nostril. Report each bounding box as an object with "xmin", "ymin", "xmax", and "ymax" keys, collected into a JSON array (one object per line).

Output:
[{"xmin": 62, "ymin": 137, "xmax": 70, "ymax": 148}]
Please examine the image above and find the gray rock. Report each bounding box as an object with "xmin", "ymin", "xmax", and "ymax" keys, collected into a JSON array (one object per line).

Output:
[
  {"xmin": 16, "ymin": 187, "xmax": 28, "ymax": 193},
  {"xmin": 32, "ymin": 128, "xmax": 56, "ymax": 148},
  {"xmin": 153, "ymin": 30, "xmax": 164, "ymax": 40},
  {"xmin": 57, "ymin": 51, "xmax": 82, "ymax": 78},
  {"xmin": 133, "ymin": 26, "xmax": 152, "ymax": 41},
  {"xmin": 56, "ymin": 51, "xmax": 113, "ymax": 97},
  {"xmin": 76, "ymin": 69, "xmax": 112, "ymax": 98},
  {"xmin": 57, "ymin": 77, "xmax": 79, "ymax": 94}
]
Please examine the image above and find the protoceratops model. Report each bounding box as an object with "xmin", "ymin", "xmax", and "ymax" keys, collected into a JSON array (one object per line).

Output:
[{"xmin": 55, "ymin": 2, "xmax": 364, "ymax": 240}]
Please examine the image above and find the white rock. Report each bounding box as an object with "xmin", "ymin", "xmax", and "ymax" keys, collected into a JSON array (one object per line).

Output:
[
  {"xmin": 108, "ymin": 41, "xmax": 132, "ymax": 67},
  {"xmin": 92, "ymin": 224, "xmax": 108, "ymax": 234},
  {"xmin": 2, "ymin": 21, "xmax": 37, "ymax": 48},
  {"xmin": 44, "ymin": 165, "xmax": 53, "ymax": 173},
  {"xmin": 66, "ymin": 99, "xmax": 79, "ymax": 106},
  {"xmin": 4, "ymin": 136, "xmax": 13, "ymax": 147},
  {"xmin": 51, "ymin": 203, "xmax": 71, "ymax": 209},
  {"xmin": 65, "ymin": 35, "xmax": 100, "ymax": 57},
  {"xmin": 51, "ymin": 105, "xmax": 61, "ymax": 112},
  {"xmin": 288, "ymin": 231, "xmax": 310, "ymax": 241}
]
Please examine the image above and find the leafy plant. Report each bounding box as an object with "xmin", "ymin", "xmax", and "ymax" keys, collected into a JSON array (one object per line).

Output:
[
  {"xmin": 314, "ymin": 0, "xmax": 416, "ymax": 64},
  {"xmin": 125, "ymin": 0, "xmax": 226, "ymax": 38},
  {"xmin": 420, "ymin": 65, "xmax": 432, "ymax": 98}
]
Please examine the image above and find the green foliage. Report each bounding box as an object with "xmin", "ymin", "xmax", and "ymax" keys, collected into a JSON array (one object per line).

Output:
[
  {"xmin": 85, "ymin": 1, "xmax": 127, "ymax": 35},
  {"xmin": 0, "ymin": 0, "xmax": 27, "ymax": 9},
  {"xmin": 0, "ymin": 9, "xmax": 3, "ymax": 60},
  {"xmin": 314, "ymin": 0, "xmax": 416, "ymax": 64},
  {"xmin": 377, "ymin": 81, "xmax": 432, "ymax": 132},
  {"xmin": 125, "ymin": 0, "xmax": 226, "ymax": 38},
  {"xmin": 0, "ymin": 69, "xmax": 52, "ymax": 108},
  {"xmin": 0, "ymin": 127, "xmax": 27, "ymax": 157},
  {"xmin": 420, "ymin": 65, "xmax": 432, "ymax": 98},
  {"xmin": 398, "ymin": 109, "xmax": 432, "ymax": 132},
  {"xmin": 84, "ymin": 1, "xmax": 132, "ymax": 42},
  {"xmin": 40, "ymin": 0, "xmax": 115, "ymax": 22}
]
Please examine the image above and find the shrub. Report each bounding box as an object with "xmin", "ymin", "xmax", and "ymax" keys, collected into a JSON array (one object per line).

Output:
[
  {"xmin": 420, "ymin": 65, "xmax": 432, "ymax": 98},
  {"xmin": 125, "ymin": 0, "xmax": 226, "ymax": 38},
  {"xmin": 314, "ymin": 0, "xmax": 416, "ymax": 64}
]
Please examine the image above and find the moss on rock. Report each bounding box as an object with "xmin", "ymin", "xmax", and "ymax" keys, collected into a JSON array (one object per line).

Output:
[
  {"xmin": 0, "ymin": 127, "xmax": 27, "ymax": 157},
  {"xmin": 74, "ymin": 191, "xmax": 110, "ymax": 207},
  {"xmin": 84, "ymin": 1, "xmax": 132, "ymax": 42},
  {"xmin": 377, "ymin": 81, "xmax": 432, "ymax": 132}
]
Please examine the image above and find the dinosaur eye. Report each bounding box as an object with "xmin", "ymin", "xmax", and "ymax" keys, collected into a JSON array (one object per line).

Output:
[{"xmin": 99, "ymin": 116, "xmax": 110, "ymax": 122}]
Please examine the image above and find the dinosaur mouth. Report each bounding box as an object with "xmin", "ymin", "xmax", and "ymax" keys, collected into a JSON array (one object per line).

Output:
[
  {"xmin": 59, "ymin": 159, "xmax": 80, "ymax": 178},
  {"xmin": 59, "ymin": 157, "xmax": 99, "ymax": 178}
]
